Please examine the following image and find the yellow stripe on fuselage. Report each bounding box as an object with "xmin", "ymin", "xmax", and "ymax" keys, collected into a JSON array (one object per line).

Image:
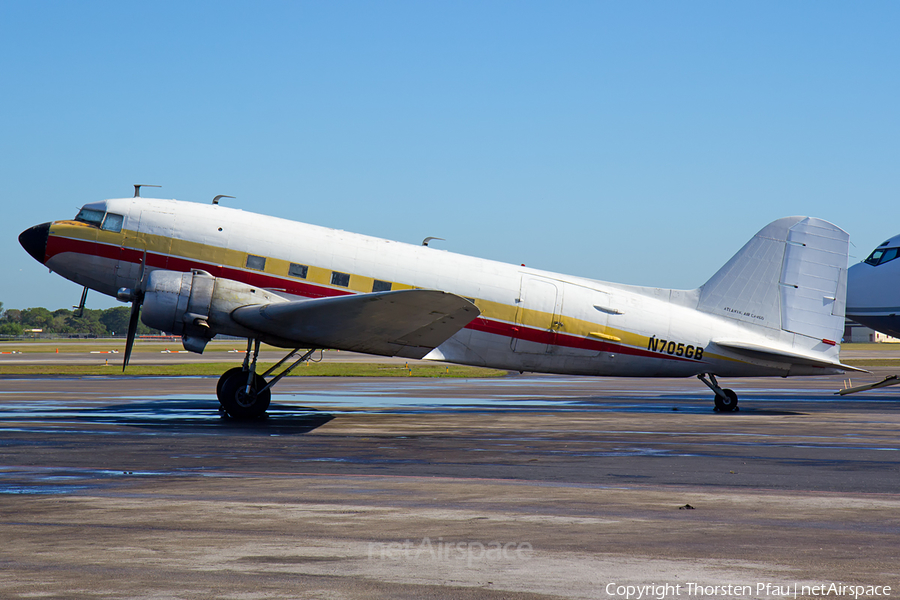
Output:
[{"xmin": 52, "ymin": 220, "xmax": 741, "ymax": 363}]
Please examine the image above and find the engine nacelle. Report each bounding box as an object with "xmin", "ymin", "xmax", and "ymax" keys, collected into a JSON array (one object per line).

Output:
[{"xmin": 141, "ymin": 269, "xmax": 288, "ymax": 353}]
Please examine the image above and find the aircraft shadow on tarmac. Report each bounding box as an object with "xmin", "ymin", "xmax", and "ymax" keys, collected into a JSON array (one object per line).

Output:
[
  {"xmin": 570, "ymin": 395, "xmax": 809, "ymax": 416},
  {"xmin": 12, "ymin": 399, "xmax": 335, "ymax": 435}
]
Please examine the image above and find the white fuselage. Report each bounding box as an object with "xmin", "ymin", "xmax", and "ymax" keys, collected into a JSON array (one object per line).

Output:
[
  {"xmin": 846, "ymin": 233, "xmax": 900, "ymax": 338},
  {"xmin": 40, "ymin": 197, "xmax": 843, "ymax": 379}
]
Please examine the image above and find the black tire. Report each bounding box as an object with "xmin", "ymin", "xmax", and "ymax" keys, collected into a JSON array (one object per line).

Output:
[
  {"xmin": 714, "ymin": 388, "xmax": 739, "ymax": 412},
  {"xmin": 216, "ymin": 367, "xmax": 245, "ymax": 402},
  {"xmin": 217, "ymin": 369, "xmax": 271, "ymax": 419}
]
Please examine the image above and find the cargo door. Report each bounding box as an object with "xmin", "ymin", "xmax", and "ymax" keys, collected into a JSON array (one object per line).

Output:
[
  {"xmin": 511, "ymin": 275, "xmax": 563, "ymax": 354},
  {"xmin": 114, "ymin": 208, "xmax": 145, "ymax": 290},
  {"xmin": 114, "ymin": 207, "xmax": 176, "ymax": 290}
]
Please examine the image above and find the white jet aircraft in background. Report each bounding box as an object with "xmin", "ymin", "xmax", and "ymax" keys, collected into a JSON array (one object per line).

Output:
[
  {"xmin": 19, "ymin": 186, "xmax": 861, "ymax": 418},
  {"xmin": 833, "ymin": 234, "xmax": 900, "ymax": 396},
  {"xmin": 847, "ymin": 234, "xmax": 900, "ymax": 339}
]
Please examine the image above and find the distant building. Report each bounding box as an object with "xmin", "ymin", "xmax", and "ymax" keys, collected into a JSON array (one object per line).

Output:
[{"xmin": 844, "ymin": 320, "xmax": 900, "ymax": 343}]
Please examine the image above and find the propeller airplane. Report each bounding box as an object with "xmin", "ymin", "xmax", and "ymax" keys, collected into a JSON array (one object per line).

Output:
[{"xmin": 19, "ymin": 188, "xmax": 861, "ymax": 418}]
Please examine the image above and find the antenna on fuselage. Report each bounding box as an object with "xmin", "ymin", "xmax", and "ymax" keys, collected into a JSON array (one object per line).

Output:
[
  {"xmin": 422, "ymin": 237, "xmax": 445, "ymax": 247},
  {"xmin": 133, "ymin": 184, "xmax": 161, "ymax": 198},
  {"xmin": 212, "ymin": 195, "xmax": 234, "ymax": 205}
]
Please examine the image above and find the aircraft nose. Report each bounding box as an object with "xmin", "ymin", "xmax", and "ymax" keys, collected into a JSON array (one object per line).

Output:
[
  {"xmin": 846, "ymin": 263, "xmax": 861, "ymax": 303},
  {"xmin": 845, "ymin": 261, "xmax": 871, "ymax": 308},
  {"xmin": 19, "ymin": 222, "xmax": 51, "ymax": 264}
]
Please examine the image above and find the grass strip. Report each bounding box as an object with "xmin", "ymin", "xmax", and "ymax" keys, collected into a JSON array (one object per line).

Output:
[
  {"xmin": 0, "ymin": 342, "xmax": 273, "ymax": 354},
  {"xmin": 0, "ymin": 362, "xmax": 507, "ymax": 378},
  {"xmin": 2, "ymin": 359, "xmax": 898, "ymax": 375},
  {"xmin": 840, "ymin": 343, "xmax": 900, "ymax": 352},
  {"xmin": 842, "ymin": 359, "xmax": 900, "ymax": 368}
]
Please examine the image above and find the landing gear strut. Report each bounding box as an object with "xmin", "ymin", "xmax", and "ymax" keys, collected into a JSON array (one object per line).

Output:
[
  {"xmin": 215, "ymin": 339, "xmax": 317, "ymax": 419},
  {"xmin": 697, "ymin": 373, "xmax": 739, "ymax": 412}
]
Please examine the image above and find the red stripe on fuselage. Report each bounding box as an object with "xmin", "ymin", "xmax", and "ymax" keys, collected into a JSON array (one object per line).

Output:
[
  {"xmin": 46, "ymin": 235, "xmax": 352, "ymax": 299},
  {"xmin": 47, "ymin": 234, "xmax": 692, "ymax": 363},
  {"xmin": 464, "ymin": 317, "xmax": 689, "ymax": 362}
]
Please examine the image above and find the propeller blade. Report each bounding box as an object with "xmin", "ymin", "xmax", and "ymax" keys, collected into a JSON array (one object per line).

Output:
[
  {"xmin": 123, "ymin": 251, "xmax": 148, "ymax": 371},
  {"xmin": 123, "ymin": 295, "xmax": 142, "ymax": 371}
]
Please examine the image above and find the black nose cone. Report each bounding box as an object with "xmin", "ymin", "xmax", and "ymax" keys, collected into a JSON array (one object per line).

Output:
[{"xmin": 19, "ymin": 222, "xmax": 51, "ymax": 264}]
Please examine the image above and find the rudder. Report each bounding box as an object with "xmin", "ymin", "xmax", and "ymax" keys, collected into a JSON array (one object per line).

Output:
[{"xmin": 697, "ymin": 216, "xmax": 849, "ymax": 345}]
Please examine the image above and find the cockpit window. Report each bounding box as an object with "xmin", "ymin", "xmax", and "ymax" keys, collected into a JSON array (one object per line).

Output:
[
  {"xmin": 101, "ymin": 213, "xmax": 124, "ymax": 232},
  {"xmin": 75, "ymin": 208, "xmax": 105, "ymax": 227},
  {"xmin": 864, "ymin": 247, "xmax": 900, "ymax": 266}
]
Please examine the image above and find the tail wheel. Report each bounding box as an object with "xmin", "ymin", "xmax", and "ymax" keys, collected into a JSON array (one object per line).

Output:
[
  {"xmin": 714, "ymin": 388, "xmax": 739, "ymax": 412},
  {"xmin": 217, "ymin": 369, "xmax": 271, "ymax": 419}
]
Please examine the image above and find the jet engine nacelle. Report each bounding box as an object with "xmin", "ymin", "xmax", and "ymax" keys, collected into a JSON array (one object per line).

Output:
[{"xmin": 141, "ymin": 269, "xmax": 288, "ymax": 353}]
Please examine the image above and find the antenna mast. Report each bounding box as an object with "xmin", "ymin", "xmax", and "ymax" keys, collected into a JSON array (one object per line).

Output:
[{"xmin": 133, "ymin": 184, "xmax": 161, "ymax": 198}]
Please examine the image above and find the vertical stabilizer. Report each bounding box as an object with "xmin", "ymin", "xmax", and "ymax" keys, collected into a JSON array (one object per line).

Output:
[{"xmin": 697, "ymin": 217, "xmax": 849, "ymax": 345}]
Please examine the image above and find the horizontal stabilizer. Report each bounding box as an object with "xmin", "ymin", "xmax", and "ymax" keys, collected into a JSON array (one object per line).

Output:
[
  {"xmin": 714, "ymin": 340, "xmax": 867, "ymax": 373},
  {"xmin": 836, "ymin": 375, "xmax": 900, "ymax": 396},
  {"xmin": 232, "ymin": 289, "xmax": 480, "ymax": 359}
]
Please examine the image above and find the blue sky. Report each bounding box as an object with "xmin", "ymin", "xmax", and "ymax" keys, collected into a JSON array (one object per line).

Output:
[{"xmin": 2, "ymin": 1, "xmax": 898, "ymax": 311}]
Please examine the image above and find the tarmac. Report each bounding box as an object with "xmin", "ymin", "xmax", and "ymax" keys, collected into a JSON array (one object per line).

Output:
[{"xmin": 0, "ymin": 349, "xmax": 899, "ymax": 598}]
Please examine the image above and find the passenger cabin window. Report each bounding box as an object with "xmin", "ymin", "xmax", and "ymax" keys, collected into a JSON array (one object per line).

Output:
[
  {"xmin": 864, "ymin": 247, "xmax": 900, "ymax": 266},
  {"xmin": 75, "ymin": 208, "xmax": 105, "ymax": 227},
  {"xmin": 331, "ymin": 271, "xmax": 350, "ymax": 287},
  {"xmin": 246, "ymin": 254, "xmax": 267, "ymax": 270},
  {"xmin": 101, "ymin": 213, "xmax": 124, "ymax": 233},
  {"xmin": 372, "ymin": 280, "xmax": 392, "ymax": 292},
  {"xmin": 289, "ymin": 263, "xmax": 308, "ymax": 278}
]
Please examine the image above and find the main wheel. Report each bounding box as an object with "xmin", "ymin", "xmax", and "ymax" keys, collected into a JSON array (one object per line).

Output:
[
  {"xmin": 217, "ymin": 369, "xmax": 271, "ymax": 419},
  {"xmin": 714, "ymin": 388, "xmax": 739, "ymax": 412},
  {"xmin": 216, "ymin": 367, "xmax": 245, "ymax": 401}
]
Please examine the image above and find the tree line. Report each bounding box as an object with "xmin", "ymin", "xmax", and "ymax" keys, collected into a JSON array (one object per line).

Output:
[{"xmin": 0, "ymin": 301, "xmax": 160, "ymax": 338}]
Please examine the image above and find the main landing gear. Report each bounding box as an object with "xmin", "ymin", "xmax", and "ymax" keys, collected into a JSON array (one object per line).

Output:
[
  {"xmin": 216, "ymin": 339, "xmax": 317, "ymax": 419},
  {"xmin": 697, "ymin": 373, "xmax": 739, "ymax": 412}
]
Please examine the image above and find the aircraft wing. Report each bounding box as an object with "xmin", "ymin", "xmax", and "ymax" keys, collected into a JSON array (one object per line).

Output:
[
  {"xmin": 713, "ymin": 341, "xmax": 868, "ymax": 373},
  {"xmin": 231, "ymin": 289, "xmax": 480, "ymax": 359}
]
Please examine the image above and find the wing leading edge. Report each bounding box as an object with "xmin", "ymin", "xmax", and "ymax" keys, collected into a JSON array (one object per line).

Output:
[{"xmin": 231, "ymin": 289, "xmax": 480, "ymax": 359}]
